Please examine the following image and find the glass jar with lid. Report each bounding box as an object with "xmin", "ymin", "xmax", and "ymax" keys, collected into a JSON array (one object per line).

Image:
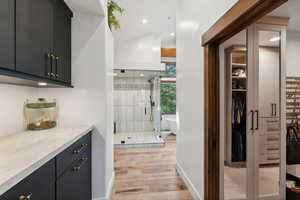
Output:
[{"xmin": 24, "ymin": 98, "xmax": 58, "ymax": 131}]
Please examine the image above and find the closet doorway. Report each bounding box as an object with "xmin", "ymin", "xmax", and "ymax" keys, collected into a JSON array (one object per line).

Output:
[{"xmin": 220, "ymin": 22, "xmax": 286, "ymax": 200}]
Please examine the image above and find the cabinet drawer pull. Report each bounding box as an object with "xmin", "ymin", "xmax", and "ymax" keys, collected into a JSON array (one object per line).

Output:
[
  {"xmin": 267, "ymin": 157, "xmax": 279, "ymax": 161},
  {"xmin": 73, "ymin": 143, "xmax": 88, "ymax": 154},
  {"xmin": 19, "ymin": 194, "xmax": 32, "ymax": 200},
  {"xmin": 267, "ymin": 138, "xmax": 279, "ymax": 141},
  {"xmin": 267, "ymin": 147, "xmax": 279, "ymax": 151},
  {"xmin": 73, "ymin": 157, "xmax": 88, "ymax": 171}
]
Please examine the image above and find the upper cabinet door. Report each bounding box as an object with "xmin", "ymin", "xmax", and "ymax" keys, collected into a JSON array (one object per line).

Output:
[
  {"xmin": 53, "ymin": 0, "xmax": 72, "ymax": 84},
  {"xmin": 0, "ymin": 0, "xmax": 15, "ymax": 70},
  {"xmin": 16, "ymin": 0, "xmax": 53, "ymax": 77}
]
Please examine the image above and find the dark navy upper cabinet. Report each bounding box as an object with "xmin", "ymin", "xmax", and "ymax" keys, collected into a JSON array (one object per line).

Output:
[
  {"xmin": 0, "ymin": 0, "xmax": 15, "ymax": 70},
  {"xmin": 53, "ymin": 0, "xmax": 72, "ymax": 84},
  {"xmin": 16, "ymin": 0, "xmax": 53, "ymax": 77},
  {"xmin": 0, "ymin": 0, "xmax": 72, "ymax": 86}
]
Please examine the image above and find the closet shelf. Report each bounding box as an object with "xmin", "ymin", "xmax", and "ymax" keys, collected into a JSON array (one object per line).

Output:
[
  {"xmin": 232, "ymin": 76, "xmax": 247, "ymax": 79},
  {"xmin": 287, "ymin": 102, "xmax": 300, "ymax": 106},
  {"xmin": 287, "ymin": 81, "xmax": 300, "ymax": 84},
  {"xmin": 286, "ymin": 87, "xmax": 300, "ymax": 90},
  {"xmin": 232, "ymin": 89, "xmax": 247, "ymax": 92},
  {"xmin": 287, "ymin": 97, "xmax": 300, "ymax": 100}
]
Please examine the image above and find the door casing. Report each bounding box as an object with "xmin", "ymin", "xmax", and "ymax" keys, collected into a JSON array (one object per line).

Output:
[{"xmin": 202, "ymin": 0, "xmax": 288, "ymax": 199}]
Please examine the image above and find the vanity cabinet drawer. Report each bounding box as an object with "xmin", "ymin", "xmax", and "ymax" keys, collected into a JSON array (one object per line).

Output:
[
  {"xmin": 56, "ymin": 133, "xmax": 91, "ymax": 176},
  {"xmin": 56, "ymin": 146, "xmax": 91, "ymax": 200},
  {"xmin": 0, "ymin": 159, "xmax": 55, "ymax": 200}
]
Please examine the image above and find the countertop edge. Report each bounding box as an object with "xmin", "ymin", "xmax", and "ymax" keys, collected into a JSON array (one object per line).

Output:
[{"xmin": 0, "ymin": 125, "xmax": 94, "ymax": 196}]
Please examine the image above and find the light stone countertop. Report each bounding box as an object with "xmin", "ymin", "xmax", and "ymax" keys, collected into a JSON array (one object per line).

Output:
[{"xmin": 0, "ymin": 125, "xmax": 94, "ymax": 196}]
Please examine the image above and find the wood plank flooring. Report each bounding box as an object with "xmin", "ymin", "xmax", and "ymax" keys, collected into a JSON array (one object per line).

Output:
[{"xmin": 112, "ymin": 135, "xmax": 193, "ymax": 200}]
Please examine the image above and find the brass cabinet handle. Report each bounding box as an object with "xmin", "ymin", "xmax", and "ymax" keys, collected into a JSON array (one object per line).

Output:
[
  {"xmin": 73, "ymin": 157, "xmax": 88, "ymax": 172},
  {"xmin": 55, "ymin": 56, "xmax": 59, "ymax": 78},
  {"xmin": 73, "ymin": 143, "xmax": 88, "ymax": 154},
  {"xmin": 19, "ymin": 194, "xmax": 32, "ymax": 200},
  {"xmin": 47, "ymin": 53, "xmax": 51, "ymax": 77}
]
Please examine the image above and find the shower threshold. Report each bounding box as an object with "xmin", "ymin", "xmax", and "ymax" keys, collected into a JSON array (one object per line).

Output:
[{"xmin": 114, "ymin": 132, "xmax": 165, "ymax": 148}]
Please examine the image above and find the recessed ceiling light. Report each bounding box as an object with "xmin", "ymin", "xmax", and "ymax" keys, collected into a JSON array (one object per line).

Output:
[
  {"xmin": 170, "ymin": 32, "xmax": 175, "ymax": 37},
  {"xmin": 269, "ymin": 36, "xmax": 280, "ymax": 42},
  {"xmin": 113, "ymin": 73, "xmax": 118, "ymax": 76},
  {"xmin": 140, "ymin": 73, "xmax": 145, "ymax": 77},
  {"xmin": 152, "ymin": 47, "xmax": 160, "ymax": 52},
  {"xmin": 142, "ymin": 19, "xmax": 148, "ymax": 24},
  {"xmin": 38, "ymin": 82, "xmax": 47, "ymax": 86}
]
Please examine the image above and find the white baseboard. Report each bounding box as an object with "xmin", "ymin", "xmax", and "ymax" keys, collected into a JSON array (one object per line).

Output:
[
  {"xmin": 176, "ymin": 163, "xmax": 202, "ymax": 200},
  {"xmin": 94, "ymin": 171, "xmax": 115, "ymax": 200}
]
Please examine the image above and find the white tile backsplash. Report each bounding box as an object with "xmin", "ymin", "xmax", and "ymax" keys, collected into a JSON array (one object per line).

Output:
[{"xmin": 0, "ymin": 84, "xmax": 37, "ymax": 137}]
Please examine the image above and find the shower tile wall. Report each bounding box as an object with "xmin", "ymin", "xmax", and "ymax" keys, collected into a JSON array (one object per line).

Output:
[{"xmin": 114, "ymin": 77, "xmax": 154, "ymax": 133}]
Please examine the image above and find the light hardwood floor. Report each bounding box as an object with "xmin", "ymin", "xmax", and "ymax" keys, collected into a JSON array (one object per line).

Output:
[{"xmin": 112, "ymin": 135, "xmax": 193, "ymax": 200}]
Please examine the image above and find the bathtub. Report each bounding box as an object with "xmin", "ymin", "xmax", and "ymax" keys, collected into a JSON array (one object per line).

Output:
[{"xmin": 162, "ymin": 115, "xmax": 177, "ymax": 135}]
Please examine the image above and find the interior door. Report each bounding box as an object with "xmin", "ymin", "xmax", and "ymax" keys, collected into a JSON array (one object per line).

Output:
[
  {"xmin": 252, "ymin": 24, "xmax": 286, "ymax": 200},
  {"xmin": 222, "ymin": 29, "xmax": 256, "ymax": 200}
]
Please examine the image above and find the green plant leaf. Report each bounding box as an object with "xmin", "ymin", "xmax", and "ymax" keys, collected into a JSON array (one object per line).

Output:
[{"xmin": 108, "ymin": 1, "xmax": 125, "ymax": 30}]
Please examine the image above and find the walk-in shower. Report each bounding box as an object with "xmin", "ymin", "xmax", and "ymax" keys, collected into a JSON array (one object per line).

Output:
[{"xmin": 113, "ymin": 69, "xmax": 164, "ymax": 147}]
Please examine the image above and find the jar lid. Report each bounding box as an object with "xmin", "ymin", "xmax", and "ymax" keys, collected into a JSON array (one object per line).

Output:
[{"xmin": 25, "ymin": 102, "xmax": 56, "ymax": 109}]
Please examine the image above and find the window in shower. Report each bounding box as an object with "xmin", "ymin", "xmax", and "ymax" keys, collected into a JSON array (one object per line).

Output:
[{"xmin": 161, "ymin": 64, "xmax": 176, "ymax": 115}]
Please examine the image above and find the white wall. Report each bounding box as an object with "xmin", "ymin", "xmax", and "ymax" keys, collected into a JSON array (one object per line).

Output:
[
  {"xmin": 114, "ymin": 34, "xmax": 165, "ymax": 71},
  {"xmin": 287, "ymin": 30, "xmax": 300, "ymax": 76},
  {"xmin": 0, "ymin": 85, "xmax": 37, "ymax": 137},
  {"xmin": 0, "ymin": 0, "xmax": 113, "ymax": 199},
  {"xmin": 37, "ymin": 11, "xmax": 114, "ymax": 200},
  {"xmin": 176, "ymin": 0, "xmax": 238, "ymax": 199}
]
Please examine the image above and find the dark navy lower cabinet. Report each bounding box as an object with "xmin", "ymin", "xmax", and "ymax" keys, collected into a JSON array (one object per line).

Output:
[
  {"xmin": 57, "ymin": 147, "xmax": 92, "ymax": 200},
  {"xmin": 0, "ymin": 132, "xmax": 92, "ymax": 200}
]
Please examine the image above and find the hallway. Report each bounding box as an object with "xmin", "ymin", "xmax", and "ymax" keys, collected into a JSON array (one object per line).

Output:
[{"xmin": 112, "ymin": 135, "xmax": 193, "ymax": 200}]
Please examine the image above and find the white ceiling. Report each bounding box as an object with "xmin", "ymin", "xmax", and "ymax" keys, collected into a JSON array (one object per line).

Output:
[
  {"xmin": 270, "ymin": 0, "xmax": 300, "ymax": 32},
  {"xmin": 65, "ymin": 0, "xmax": 105, "ymax": 16},
  {"xmin": 112, "ymin": 0, "xmax": 176, "ymax": 47}
]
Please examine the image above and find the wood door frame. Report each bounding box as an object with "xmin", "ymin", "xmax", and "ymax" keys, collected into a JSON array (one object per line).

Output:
[{"xmin": 202, "ymin": 0, "xmax": 287, "ymax": 199}]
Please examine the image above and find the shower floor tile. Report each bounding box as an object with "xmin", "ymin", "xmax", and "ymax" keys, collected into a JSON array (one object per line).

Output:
[{"xmin": 114, "ymin": 132, "xmax": 165, "ymax": 148}]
